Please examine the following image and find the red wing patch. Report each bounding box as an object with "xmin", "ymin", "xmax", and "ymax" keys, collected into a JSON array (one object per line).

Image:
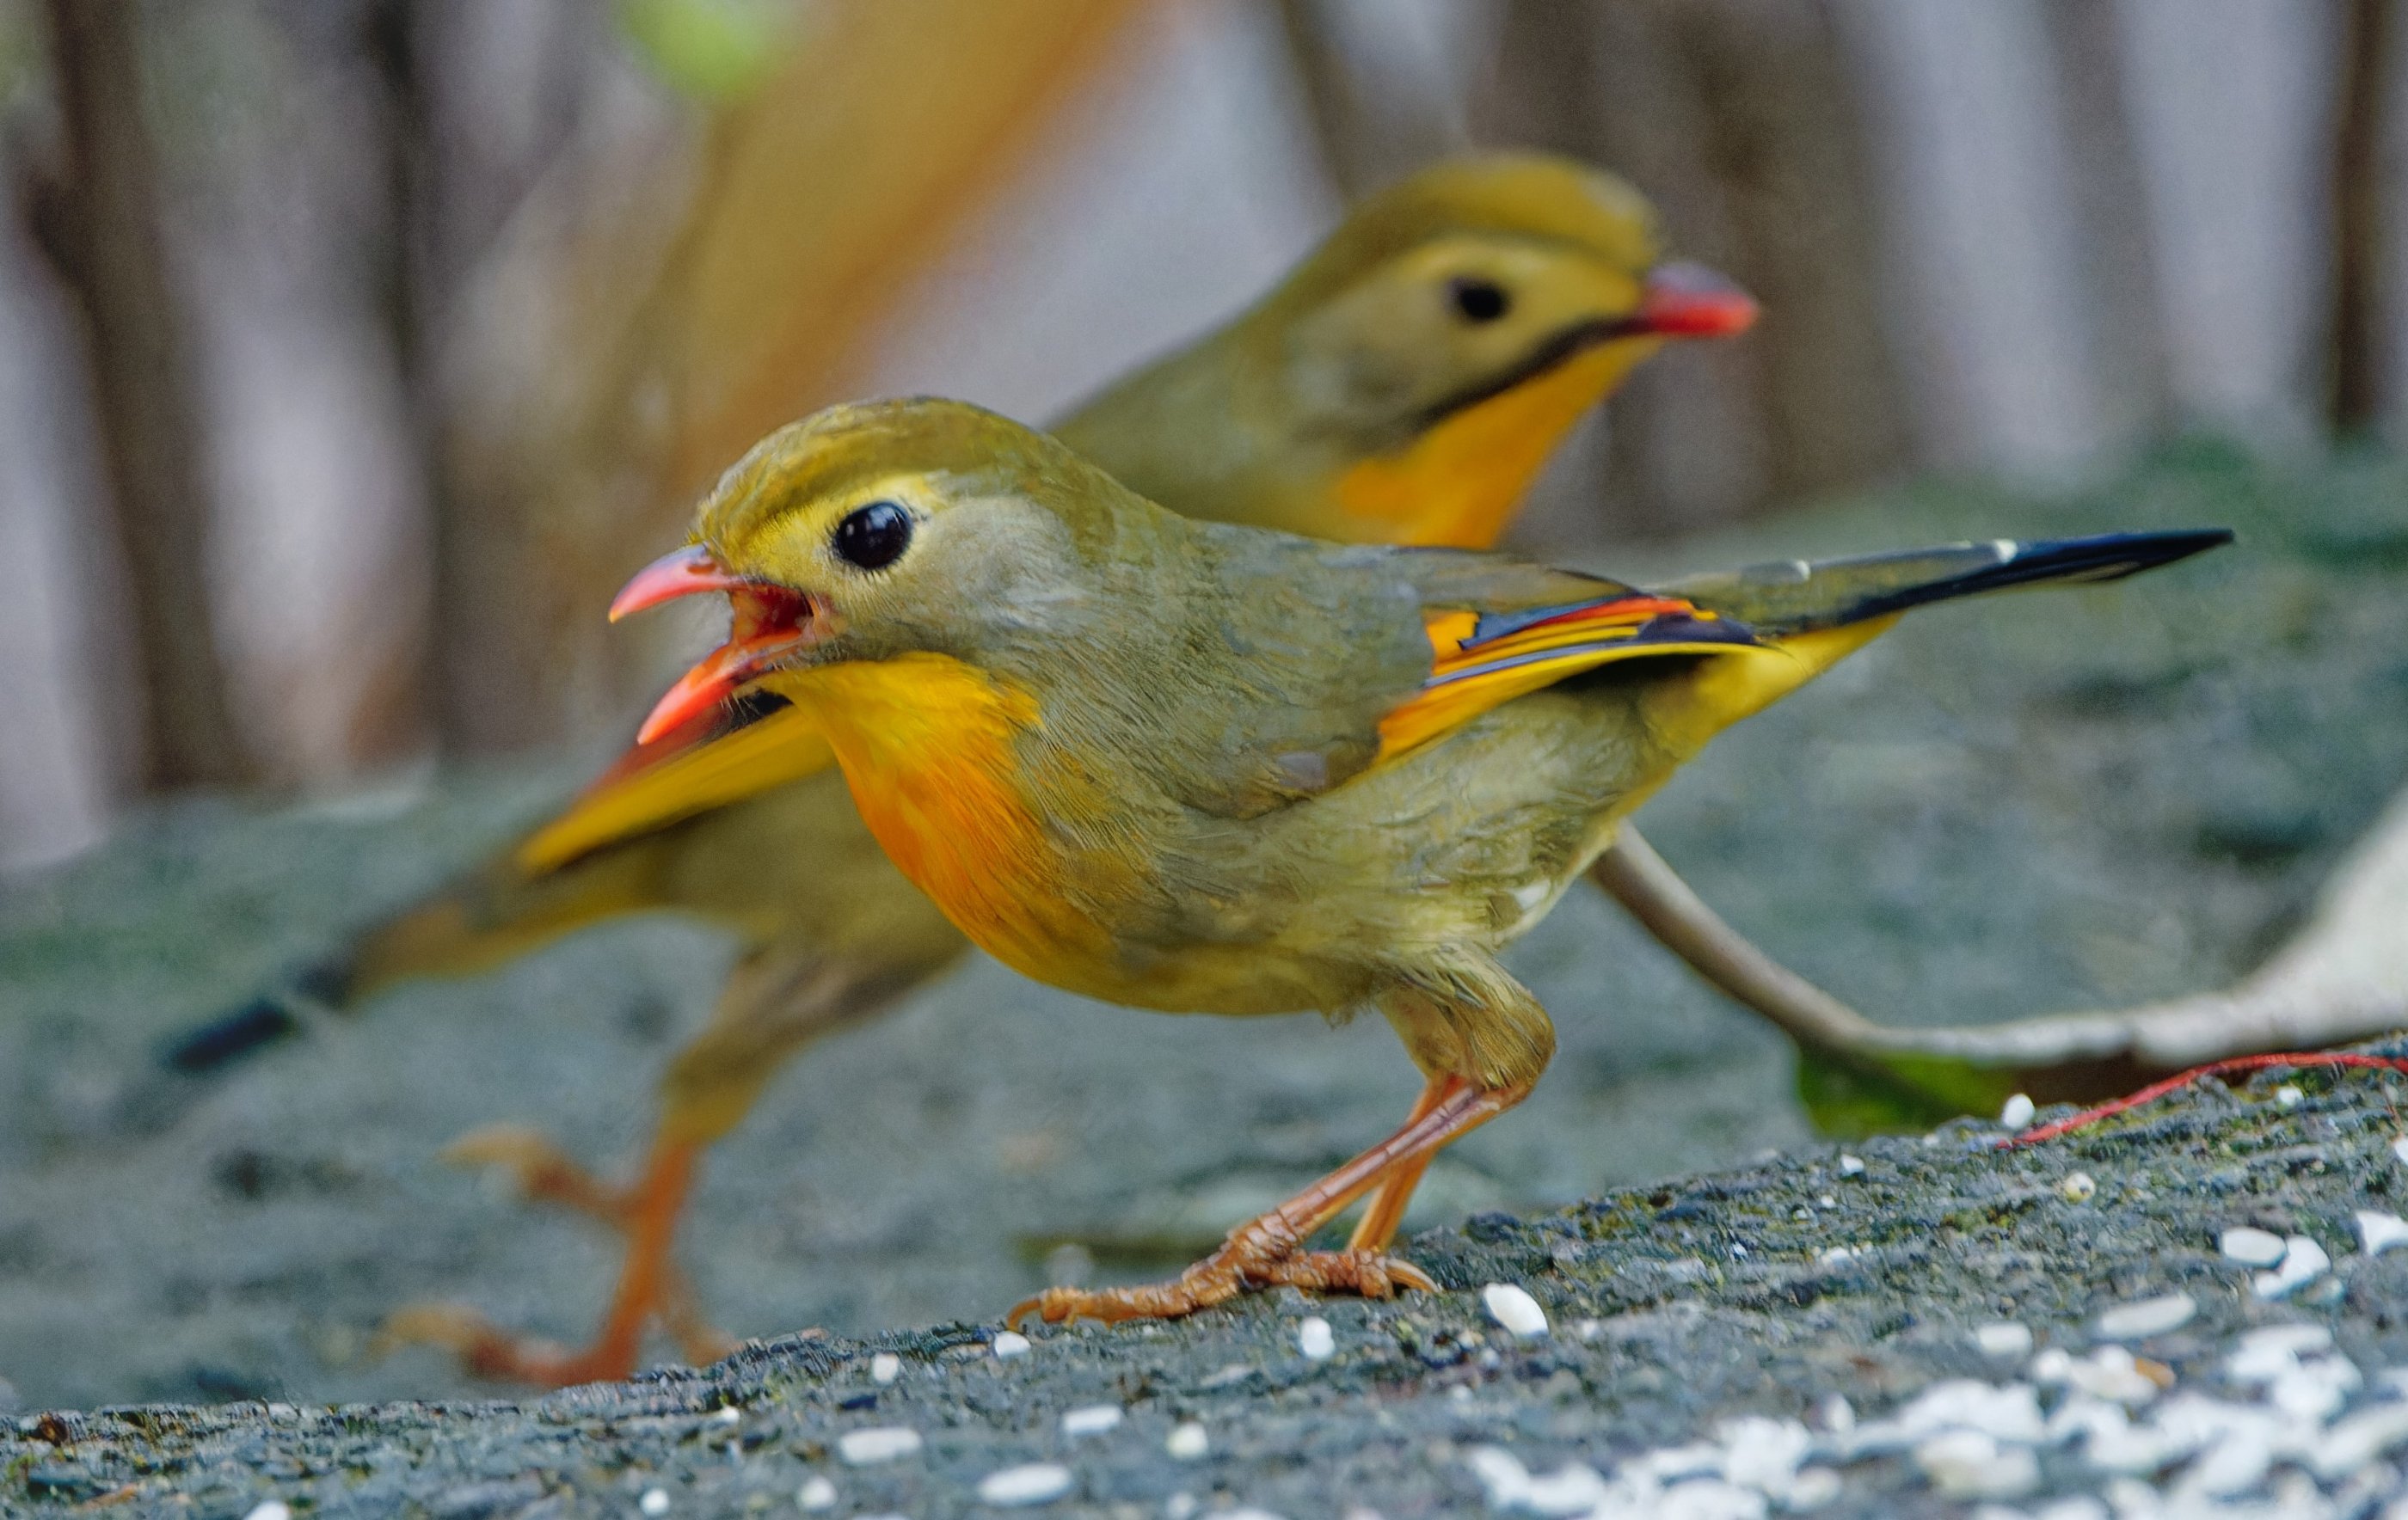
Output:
[{"xmin": 1377, "ymin": 592, "xmax": 1763, "ymax": 760}]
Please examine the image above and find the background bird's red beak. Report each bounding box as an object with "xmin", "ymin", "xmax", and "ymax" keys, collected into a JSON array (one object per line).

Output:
[{"xmin": 1637, "ymin": 261, "xmax": 1759, "ymax": 338}]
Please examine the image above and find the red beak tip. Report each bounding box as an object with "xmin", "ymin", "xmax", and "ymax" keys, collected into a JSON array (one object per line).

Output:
[{"xmin": 611, "ymin": 543, "xmax": 742, "ymax": 623}]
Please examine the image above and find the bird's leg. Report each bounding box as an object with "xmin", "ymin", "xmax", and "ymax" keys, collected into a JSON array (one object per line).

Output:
[
  {"xmin": 382, "ymin": 1136, "xmax": 721, "ymax": 1385},
  {"xmin": 1346, "ymin": 1073, "xmax": 1466, "ymax": 1251},
  {"xmin": 1010, "ymin": 1076, "xmax": 1526, "ymax": 1327}
]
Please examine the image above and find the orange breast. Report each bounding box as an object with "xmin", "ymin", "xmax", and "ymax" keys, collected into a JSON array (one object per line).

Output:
[
  {"xmin": 1332, "ymin": 340, "xmax": 1654, "ymax": 549},
  {"xmin": 769, "ymin": 654, "xmax": 1115, "ymax": 984}
]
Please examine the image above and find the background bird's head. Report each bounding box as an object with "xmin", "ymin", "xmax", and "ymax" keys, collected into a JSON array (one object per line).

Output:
[
  {"xmin": 614, "ymin": 398, "xmax": 1167, "ymax": 739},
  {"xmin": 1256, "ymin": 152, "xmax": 1756, "ymax": 456}
]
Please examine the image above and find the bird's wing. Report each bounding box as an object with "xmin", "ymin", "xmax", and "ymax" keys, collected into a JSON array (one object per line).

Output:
[
  {"xmin": 515, "ymin": 700, "xmax": 836, "ymax": 873},
  {"xmin": 1375, "ymin": 586, "xmax": 1766, "ymax": 761}
]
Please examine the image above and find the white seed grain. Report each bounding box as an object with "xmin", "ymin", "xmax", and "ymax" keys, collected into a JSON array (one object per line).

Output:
[
  {"xmin": 2000, "ymin": 1094, "xmax": 2036, "ymax": 1130},
  {"xmin": 1164, "ymin": 1492, "xmax": 1199, "ymax": 1520},
  {"xmin": 975, "ymin": 1462, "xmax": 1072, "ymax": 1507},
  {"xmin": 869, "ymin": 1352, "xmax": 900, "ymax": 1385},
  {"xmin": 243, "ymin": 1505, "xmax": 292, "ymax": 1520},
  {"xmin": 2221, "ymin": 1226, "xmax": 2288, "ymax": 1266},
  {"xmin": 2094, "ymin": 1292, "xmax": 2196, "ymax": 1340},
  {"xmin": 2276, "ymin": 1083, "xmax": 2304, "ymax": 1108},
  {"xmin": 1165, "ymin": 1422, "xmax": 1209, "ymax": 1460},
  {"xmin": 1060, "ymin": 1404, "xmax": 1122, "ymax": 1437},
  {"xmin": 1975, "ymin": 1322, "xmax": 2033, "ymax": 1360},
  {"xmin": 1838, "ymin": 1155, "xmax": 1866, "ymax": 1176},
  {"xmin": 1483, "ymin": 1283, "xmax": 1549, "ymax": 1338},
  {"xmin": 2254, "ymin": 1235, "xmax": 2332, "ymax": 1299},
  {"xmin": 796, "ymin": 1475, "xmax": 837, "ymax": 1511},
  {"xmin": 2060, "ymin": 1173, "xmax": 2098, "ymax": 1203},
  {"xmin": 639, "ymin": 1489, "xmax": 671, "ymax": 1517},
  {"xmin": 2356, "ymin": 1210, "xmax": 2408, "ymax": 1257},
  {"xmin": 991, "ymin": 1332, "xmax": 1031, "ymax": 1359},
  {"xmin": 1298, "ymin": 1316, "xmax": 1336, "ymax": 1360},
  {"xmin": 2393, "ymin": 1135, "xmax": 2408, "ymax": 1167},
  {"xmin": 837, "ymin": 1427, "xmax": 923, "ymax": 1466}
]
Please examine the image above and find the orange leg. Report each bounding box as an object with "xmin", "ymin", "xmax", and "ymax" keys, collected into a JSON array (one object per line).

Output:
[
  {"xmin": 382, "ymin": 1136, "xmax": 731, "ymax": 1385},
  {"xmin": 1010, "ymin": 1076, "xmax": 1526, "ymax": 1327},
  {"xmin": 1347, "ymin": 1073, "xmax": 1466, "ymax": 1251}
]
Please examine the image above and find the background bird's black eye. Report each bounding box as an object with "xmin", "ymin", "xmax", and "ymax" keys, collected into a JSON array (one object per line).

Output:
[
  {"xmin": 1449, "ymin": 276, "xmax": 1511, "ymax": 323},
  {"xmin": 832, "ymin": 500, "xmax": 912, "ymax": 570}
]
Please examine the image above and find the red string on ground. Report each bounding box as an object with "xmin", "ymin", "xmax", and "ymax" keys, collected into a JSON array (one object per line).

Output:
[{"xmin": 2001, "ymin": 1052, "xmax": 2408, "ymax": 1149}]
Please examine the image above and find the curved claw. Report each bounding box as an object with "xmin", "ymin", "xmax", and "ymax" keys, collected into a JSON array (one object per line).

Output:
[
  {"xmin": 1005, "ymin": 1247, "xmax": 1434, "ymax": 1328},
  {"xmin": 440, "ymin": 1122, "xmax": 627, "ymax": 1223}
]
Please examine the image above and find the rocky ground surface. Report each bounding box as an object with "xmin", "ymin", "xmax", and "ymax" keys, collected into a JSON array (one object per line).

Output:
[
  {"xmin": 1, "ymin": 443, "xmax": 2405, "ymax": 1514},
  {"xmin": 11, "ymin": 1057, "xmax": 2408, "ymax": 1517}
]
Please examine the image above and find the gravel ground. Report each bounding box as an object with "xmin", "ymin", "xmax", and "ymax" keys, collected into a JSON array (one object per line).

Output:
[
  {"xmin": 10, "ymin": 1053, "xmax": 2408, "ymax": 1517},
  {"xmin": 0, "ymin": 442, "xmax": 2405, "ymax": 1507}
]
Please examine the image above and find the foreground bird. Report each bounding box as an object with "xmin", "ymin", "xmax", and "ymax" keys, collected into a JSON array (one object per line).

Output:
[
  {"xmin": 614, "ymin": 398, "xmax": 2228, "ymax": 1324},
  {"xmin": 221, "ymin": 154, "xmax": 1759, "ymax": 1382}
]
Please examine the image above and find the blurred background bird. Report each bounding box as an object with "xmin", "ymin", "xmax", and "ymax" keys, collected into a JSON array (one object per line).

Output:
[
  {"xmin": 344, "ymin": 151, "xmax": 1768, "ymax": 1385},
  {"xmin": 617, "ymin": 396, "xmax": 2227, "ymax": 1326}
]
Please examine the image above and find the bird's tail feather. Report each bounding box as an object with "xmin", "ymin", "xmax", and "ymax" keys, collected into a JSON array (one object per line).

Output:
[
  {"xmin": 1664, "ymin": 529, "xmax": 2233, "ymax": 637},
  {"xmin": 156, "ymin": 837, "xmax": 670, "ymax": 1078}
]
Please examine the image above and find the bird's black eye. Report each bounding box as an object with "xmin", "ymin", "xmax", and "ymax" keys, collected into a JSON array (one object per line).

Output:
[
  {"xmin": 832, "ymin": 500, "xmax": 912, "ymax": 570},
  {"xmin": 1449, "ymin": 276, "xmax": 1511, "ymax": 323}
]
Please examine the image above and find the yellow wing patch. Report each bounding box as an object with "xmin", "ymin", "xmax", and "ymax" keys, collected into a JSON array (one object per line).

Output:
[
  {"xmin": 1377, "ymin": 593, "xmax": 1766, "ymax": 760},
  {"xmin": 516, "ymin": 704, "xmax": 838, "ymax": 874}
]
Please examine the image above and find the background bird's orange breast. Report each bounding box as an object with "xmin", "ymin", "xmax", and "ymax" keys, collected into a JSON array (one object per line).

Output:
[{"xmin": 1333, "ymin": 342, "xmax": 1650, "ymax": 549}]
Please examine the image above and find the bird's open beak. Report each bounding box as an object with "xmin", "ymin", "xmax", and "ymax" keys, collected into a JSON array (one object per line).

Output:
[
  {"xmin": 609, "ymin": 544, "xmax": 828, "ymax": 744},
  {"xmin": 1634, "ymin": 261, "xmax": 1758, "ymax": 338}
]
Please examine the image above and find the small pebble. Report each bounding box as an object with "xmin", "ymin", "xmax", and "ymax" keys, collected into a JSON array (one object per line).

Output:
[
  {"xmin": 2393, "ymin": 1135, "xmax": 2408, "ymax": 1167},
  {"xmin": 244, "ymin": 1505, "xmax": 292, "ymax": 1520},
  {"xmin": 1786, "ymin": 1468, "xmax": 1844, "ymax": 1508},
  {"xmin": 869, "ymin": 1352, "xmax": 900, "ymax": 1385},
  {"xmin": 1974, "ymin": 1321, "xmax": 2033, "ymax": 1360},
  {"xmin": 1818, "ymin": 1246, "xmax": 1856, "ymax": 1266},
  {"xmin": 1298, "ymin": 1315, "xmax": 1336, "ymax": 1360},
  {"xmin": 796, "ymin": 1476, "xmax": 837, "ymax": 1511},
  {"xmin": 1817, "ymin": 1393, "xmax": 1855, "ymax": 1432},
  {"xmin": 2094, "ymin": 1291, "xmax": 2195, "ymax": 1339},
  {"xmin": 640, "ymin": 1489, "xmax": 672, "ymax": 1517},
  {"xmin": 2000, "ymin": 1094, "xmax": 2036, "ymax": 1131},
  {"xmin": 2220, "ymin": 1226, "xmax": 2288, "ymax": 1266},
  {"xmin": 2059, "ymin": 1172, "xmax": 2097, "ymax": 1203},
  {"xmin": 1165, "ymin": 1421, "xmax": 1210, "ymax": 1460},
  {"xmin": 2276, "ymin": 1083, "xmax": 2304, "ymax": 1108},
  {"xmin": 1914, "ymin": 1429, "xmax": 2038, "ymax": 1499},
  {"xmin": 2356, "ymin": 1210, "xmax": 2408, "ymax": 1257},
  {"xmin": 709, "ymin": 1406, "xmax": 740, "ymax": 1425},
  {"xmin": 976, "ymin": 1462, "xmax": 1073, "ymax": 1506},
  {"xmin": 1164, "ymin": 1493, "xmax": 1199, "ymax": 1520},
  {"xmin": 1575, "ymin": 1318, "xmax": 1604, "ymax": 1342},
  {"xmin": 1483, "ymin": 1283, "xmax": 1549, "ymax": 1337},
  {"xmin": 991, "ymin": 1332, "xmax": 1032, "ymax": 1359},
  {"xmin": 2254, "ymin": 1235, "xmax": 2332, "ymax": 1299},
  {"xmin": 1061, "ymin": 1403, "xmax": 1122, "ymax": 1436},
  {"xmin": 1838, "ymin": 1155, "xmax": 1866, "ymax": 1176},
  {"xmin": 837, "ymin": 1427, "xmax": 923, "ymax": 1466}
]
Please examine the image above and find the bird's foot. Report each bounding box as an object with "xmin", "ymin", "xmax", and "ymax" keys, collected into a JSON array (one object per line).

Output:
[
  {"xmin": 386, "ymin": 1133, "xmax": 735, "ymax": 1385},
  {"xmin": 377, "ymin": 1296, "xmax": 737, "ymax": 1388},
  {"xmin": 1007, "ymin": 1213, "xmax": 1434, "ymax": 1327},
  {"xmin": 440, "ymin": 1123, "xmax": 631, "ymax": 1225}
]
